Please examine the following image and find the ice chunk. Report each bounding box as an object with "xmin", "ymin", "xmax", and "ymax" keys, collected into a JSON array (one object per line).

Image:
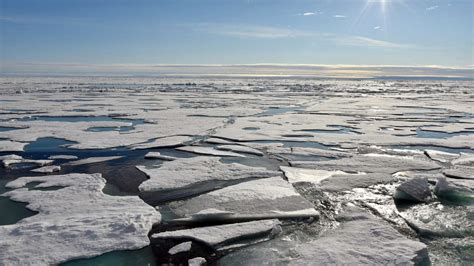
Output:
[
  {"xmin": 452, "ymin": 152, "xmax": 474, "ymax": 166},
  {"xmin": 0, "ymin": 154, "xmax": 23, "ymax": 161},
  {"xmin": 216, "ymin": 145, "xmax": 263, "ymax": 156},
  {"xmin": 168, "ymin": 241, "xmax": 192, "ymax": 255},
  {"xmin": 280, "ymin": 166, "xmax": 349, "ymax": 184},
  {"xmin": 188, "ymin": 257, "xmax": 206, "ymax": 266},
  {"xmin": 434, "ymin": 177, "xmax": 473, "ymax": 203},
  {"xmin": 152, "ymin": 220, "xmax": 281, "ymax": 250},
  {"xmin": 424, "ymin": 149, "xmax": 459, "ymax": 163},
  {"xmin": 399, "ymin": 201, "xmax": 473, "ymax": 238},
  {"xmin": 31, "ymin": 165, "xmax": 61, "ymax": 174},
  {"xmin": 130, "ymin": 135, "xmax": 193, "ymax": 149},
  {"xmin": 2, "ymin": 157, "xmax": 53, "ymax": 168},
  {"xmin": 63, "ymin": 156, "xmax": 123, "ymax": 166},
  {"xmin": 0, "ymin": 173, "xmax": 161, "ymax": 265},
  {"xmin": 177, "ymin": 146, "xmax": 246, "ymax": 157},
  {"xmin": 394, "ymin": 178, "xmax": 431, "ymax": 203},
  {"xmin": 443, "ymin": 166, "xmax": 474, "ymax": 180},
  {"xmin": 48, "ymin": 155, "xmax": 79, "ymax": 160},
  {"xmin": 0, "ymin": 140, "xmax": 26, "ymax": 152},
  {"xmin": 144, "ymin": 152, "xmax": 176, "ymax": 161}
]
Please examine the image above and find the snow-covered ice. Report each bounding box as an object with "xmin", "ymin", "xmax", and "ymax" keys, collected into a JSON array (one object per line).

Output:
[{"xmin": 0, "ymin": 173, "xmax": 161, "ymax": 265}]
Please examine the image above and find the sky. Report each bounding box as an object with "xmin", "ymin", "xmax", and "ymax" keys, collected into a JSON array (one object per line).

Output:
[{"xmin": 0, "ymin": 0, "xmax": 473, "ymax": 77}]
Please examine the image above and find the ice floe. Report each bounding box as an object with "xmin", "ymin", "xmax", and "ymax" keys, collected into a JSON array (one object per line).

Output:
[
  {"xmin": 138, "ymin": 157, "xmax": 280, "ymax": 203},
  {"xmin": 188, "ymin": 257, "xmax": 206, "ymax": 266},
  {"xmin": 216, "ymin": 144, "xmax": 263, "ymax": 156},
  {"xmin": 176, "ymin": 146, "xmax": 246, "ymax": 157},
  {"xmin": 63, "ymin": 156, "xmax": 123, "ymax": 166},
  {"xmin": 434, "ymin": 177, "xmax": 473, "ymax": 203},
  {"xmin": 219, "ymin": 206, "xmax": 428, "ymax": 265},
  {"xmin": 0, "ymin": 173, "xmax": 161, "ymax": 265},
  {"xmin": 168, "ymin": 241, "xmax": 192, "ymax": 255},
  {"xmin": 152, "ymin": 220, "xmax": 281, "ymax": 250},
  {"xmin": 291, "ymin": 154, "xmax": 441, "ymax": 174},
  {"xmin": 0, "ymin": 140, "xmax": 27, "ymax": 152},
  {"xmin": 48, "ymin": 155, "xmax": 79, "ymax": 160},
  {"xmin": 443, "ymin": 166, "xmax": 474, "ymax": 180},
  {"xmin": 169, "ymin": 176, "xmax": 319, "ymax": 219},
  {"xmin": 394, "ymin": 178, "xmax": 432, "ymax": 203},
  {"xmin": 31, "ymin": 165, "xmax": 61, "ymax": 173},
  {"xmin": 144, "ymin": 152, "xmax": 177, "ymax": 161}
]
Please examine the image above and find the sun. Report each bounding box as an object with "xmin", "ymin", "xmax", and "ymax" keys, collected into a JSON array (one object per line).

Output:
[{"xmin": 352, "ymin": 0, "xmax": 408, "ymax": 30}]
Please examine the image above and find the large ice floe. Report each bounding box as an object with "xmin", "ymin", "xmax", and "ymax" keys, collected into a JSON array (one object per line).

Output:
[
  {"xmin": 169, "ymin": 176, "xmax": 319, "ymax": 220},
  {"xmin": 219, "ymin": 206, "xmax": 429, "ymax": 265},
  {"xmin": 137, "ymin": 156, "xmax": 280, "ymax": 204},
  {"xmin": 0, "ymin": 173, "xmax": 161, "ymax": 265}
]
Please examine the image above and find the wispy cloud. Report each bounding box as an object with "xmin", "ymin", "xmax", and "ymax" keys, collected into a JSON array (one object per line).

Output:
[
  {"xmin": 333, "ymin": 15, "xmax": 346, "ymax": 18},
  {"xmin": 333, "ymin": 36, "xmax": 414, "ymax": 49},
  {"xmin": 192, "ymin": 23, "xmax": 413, "ymax": 49},
  {"xmin": 194, "ymin": 23, "xmax": 310, "ymax": 38},
  {"xmin": 426, "ymin": 5, "xmax": 439, "ymax": 11},
  {"xmin": 373, "ymin": 26, "xmax": 382, "ymax": 30}
]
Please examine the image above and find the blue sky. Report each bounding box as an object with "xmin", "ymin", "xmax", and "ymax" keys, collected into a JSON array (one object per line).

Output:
[{"xmin": 0, "ymin": 0, "xmax": 473, "ymax": 76}]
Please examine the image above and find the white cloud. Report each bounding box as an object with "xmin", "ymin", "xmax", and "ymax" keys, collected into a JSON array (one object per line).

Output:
[
  {"xmin": 373, "ymin": 26, "xmax": 382, "ymax": 30},
  {"xmin": 303, "ymin": 12, "xmax": 315, "ymax": 16},
  {"xmin": 426, "ymin": 5, "xmax": 439, "ymax": 11},
  {"xmin": 333, "ymin": 15, "xmax": 346, "ymax": 18}
]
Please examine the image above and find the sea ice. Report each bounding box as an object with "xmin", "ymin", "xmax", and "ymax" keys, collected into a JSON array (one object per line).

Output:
[
  {"xmin": 443, "ymin": 166, "xmax": 474, "ymax": 180},
  {"xmin": 176, "ymin": 146, "xmax": 246, "ymax": 157},
  {"xmin": 219, "ymin": 206, "xmax": 429, "ymax": 265},
  {"xmin": 48, "ymin": 155, "xmax": 79, "ymax": 160},
  {"xmin": 152, "ymin": 220, "xmax": 281, "ymax": 250},
  {"xmin": 434, "ymin": 177, "xmax": 473, "ymax": 202},
  {"xmin": 0, "ymin": 140, "xmax": 27, "ymax": 152},
  {"xmin": 168, "ymin": 241, "xmax": 192, "ymax": 255},
  {"xmin": 31, "ymin": 165, "xmax": 61, "ymax": 173},
  {"xmin": 170, "ymin": 176, "xmax": 319, "ymax": 219},
  {"xmin": 394, "ymin": 178, "xmax": 432, "ymax": 203},
  {"xmin": 62, "ymin": 156, "xmax": 123, "ymax": 166},
  {"xmin": 188, "ymin": 257, "xmax": 206, "ymax": 266},
  {"xmin": 0, "ymin": 173, "xmax": 161, "ymax": 265},
  {"xmin": 291, "ymin": 154, "xmax": 441, "ymax": 174},
  {"xmin": 216, "ymin": 144, "xmax": 263, "ymax": 156},
  {"xmin": 138, "ymin": 157, "xmax": 279, "ymax": 203},
  {"xmin": 144, "ymin": 152, "xmax": 177, "ymax": 161},
  {"xmin": 424, "ymin": 149, "xmax": 459, "ymax": 163}
]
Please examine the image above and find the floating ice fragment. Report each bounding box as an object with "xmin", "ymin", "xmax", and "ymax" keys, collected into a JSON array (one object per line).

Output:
[{"xmin": 394, "ymin": 178, "xmax": 432, "ymax": 203}]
